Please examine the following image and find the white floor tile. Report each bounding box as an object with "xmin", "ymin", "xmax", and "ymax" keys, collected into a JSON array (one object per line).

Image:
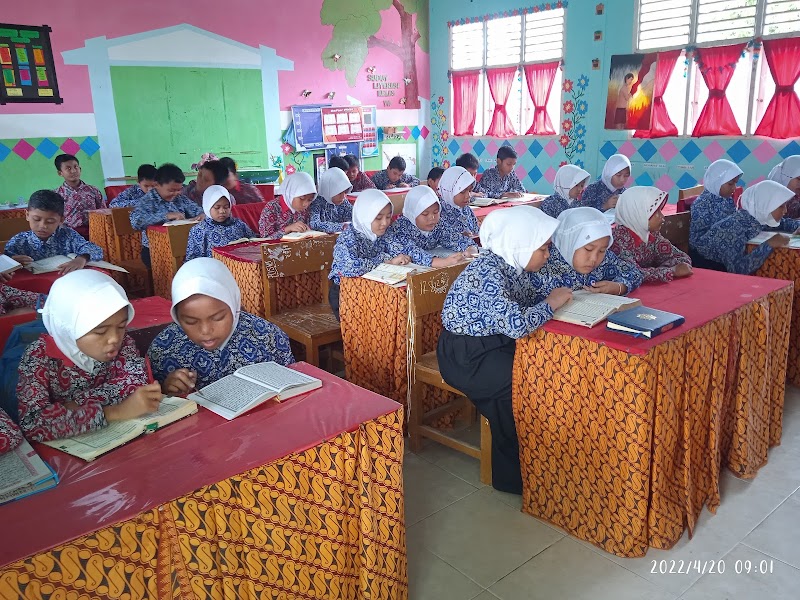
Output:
[
  {"xmin": 743, "ymin": 494, "xmax": 800, "ymax": 568},
  {"xmin": 407, "ymin": 543, "xmax": 484, "ymax": 600},
  {"xmin": 403, "ymin": 453, "xmax": 478, "ymax": 527}
]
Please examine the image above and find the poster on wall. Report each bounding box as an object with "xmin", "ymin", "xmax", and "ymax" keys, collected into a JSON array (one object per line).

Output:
[
  {"xmin": 382, "ymin": 143, "xmax": 417, "ymax": 178},
  {"xmin": 0, "ymin": 23, "xmax": 61, "ymax": 104},
  {"xmin": 326, "ymin": 142, "xmax": 360, "ymax": 164},
  {"xmin": 361, "ymin": 106, "xmax": 378, "ymax": 158},
  {"xmin": 314, "ymin": 154, "xmax": 327, "ymax": 186},
  {"xmin": 321, "ymin": 106, "xmax": 364, "ymax": 143},
  {"xmin": 291, "ymin": 104, "xmax": 331, "ymax": 150},
  {"xmin": 604, "ymin": 53, "xmax": 656, "ymax": 130}
]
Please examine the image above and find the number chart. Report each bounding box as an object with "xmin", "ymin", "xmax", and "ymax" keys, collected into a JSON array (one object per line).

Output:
[{"xmin": 0, "ymin": 23, "xmax": 61, "ymax": 104}]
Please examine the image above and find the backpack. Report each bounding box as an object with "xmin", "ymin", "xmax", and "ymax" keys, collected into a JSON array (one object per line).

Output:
[{"xmin": 0, "ymin": 318, "xmax": 47, "ymax": 423}]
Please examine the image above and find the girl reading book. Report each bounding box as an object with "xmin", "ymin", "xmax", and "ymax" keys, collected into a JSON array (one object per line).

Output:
[
  {"xmin": 688, "ymin": 159, "xmax": 743, "ymax": 256},
  {"xmin": 438, "ymin": 166, "xmax": 480, "ymax": 236},
  {"xmin": 258, "ymin": 172, "xmax": 317, "ymax": 239},
  {"xmin": 309, "ymin": 167, "xmax": 354, "ymax": 233},
  {"xmin": 184, "ymin": 185, "xmax": 255, "ymax": 261},
  {"xmin": 540, "ymin": 164, "xmax": 591, "ymax": 218},
  {"xmin": 577, "ymin": 154, "xmax": 631, "ymax": 211}
]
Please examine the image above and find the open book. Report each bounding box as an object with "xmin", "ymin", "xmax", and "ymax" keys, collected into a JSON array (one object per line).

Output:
[
  {"xmin": 0, "ymin": 254, "xmax": 23, "ymax": 276},
  {"xmin": 282, "ymin": 230, "xmax": 328, "ymax": 241},
  {"xmin": 470, "ymin": 197, "xmax": 509, "ymax": 208},
  {"xmin": 748, "ymin": 231, "xmax": 800, "ymax": 248},
  {"xmin": 42, "ymin": 396, "xmax": 198, "ymax": 461},
  {"xmin": 508, "ymin": 193, "xmax": 548, "ymax": 205},
  {"xmin": 0, "ymin": 439, "xmax": 59, "ymax": 506},
  {"xmin": 188, "ymin": 362, "xmax": 321, "ymax": 420},
  {"xmin": 362, "ymin": 262, "xmax": 432, "ymax": 286},
  {"xmin": 26, "ymin": 254, "xmax": 129, "ymax": 274},
  {"xmin": 552, "ymin": 290, "xmax": 641, "ymax": 328},
  {"xmin": 227, "ymin": 237, "xmax": 272, "ymax": 245},
  {"xmin": 164, "ymin": 218, "xmax": 200, "ymax": 226}
]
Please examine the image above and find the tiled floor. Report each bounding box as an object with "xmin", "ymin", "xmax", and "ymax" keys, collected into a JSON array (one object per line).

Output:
[{"xmin": 404, "ymin": 386, "xmax": 800, "ymax": 599}]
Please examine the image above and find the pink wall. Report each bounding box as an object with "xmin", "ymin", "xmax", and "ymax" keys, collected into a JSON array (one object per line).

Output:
[{"xmin": 0, "ymin": 0, "xmax": 430, "ymax": 115}]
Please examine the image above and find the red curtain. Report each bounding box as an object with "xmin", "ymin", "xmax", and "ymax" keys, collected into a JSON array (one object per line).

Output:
[
  {"xmin": 754, "ymin": 37, "xmax": 800, "ymax": 139},
  {"xmin": 485, "ymin": 66, "xmax": 518, "ymax": 137},
  {"xmin": 634, "ymin": 50, "xmax": 681, "ymax": 138},
  {"xmin": 452, "ymin": 70, "xmax": 481, "ymax": 136},
  {"xmin": 692, "ymin": 43, "xmax": 745, "ymax": 136},
  {"xmin": 524, "ymin": 62, "xmax": 558, "ymax": 135}
]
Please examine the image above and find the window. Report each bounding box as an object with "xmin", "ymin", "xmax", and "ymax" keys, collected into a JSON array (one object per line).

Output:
[{"xmin": 449, "ymin": 8, "xmax": 566, "ymax": 137}]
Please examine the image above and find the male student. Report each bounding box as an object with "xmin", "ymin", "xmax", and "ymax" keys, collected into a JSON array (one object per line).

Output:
[
  {"xmin": 110, "ymin": 164, "xmax": 158, "ymax": 208},
  {"xmin": 219, "ymin": 156, "xmax": 264, "ymax": 204},
  {"xmin": 371, "ymin": 156, "xmax": 420, "ymax": 190},
  {"xmin": 53, "ymin": 153, "xmax": 105, "ymax": 235},
  {"xmin": 473, "ymin": 147, "xmax": 526, "ymax": 199}
]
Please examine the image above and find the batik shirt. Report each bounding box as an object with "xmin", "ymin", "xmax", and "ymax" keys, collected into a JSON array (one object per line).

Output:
[
  {"xmin": 370, "ymin": 170, "xmax": 420, "ymax": 190},
  {"xmin": 55, "ymin": 181, "xmax": 105, "ymax": 229},
  {"xmin": 351, "ymin": 172, "xmax": 376, "ymax": 192},
  {"xmin": 440, "ymin": 203, "xmax": 480, "ymax": 237},
  {"xmin": 441, "ymin": 250, "xmax": 554, "ymax": 339},
  {"xmin": 258, "ymin": 198, "xmax": 312, "ymax": 239},
  {"xmin": 232, "ymin": 181, "xmax": 264, "ymax": 205},
  {"xmin": 0, "ymin": 284, "xmax": 44, "ymax": 316},
  {"xmin": 0, "ymin": 409, "xmax": 23, "ymax": 454},
  {"xmin": 610, "ymin": 225, "xmax": 691, "ymax": 284},
  {"xmin": 539, "ymin": 194, "xmax": 573, "ymax": 218},
  {"xmin": 309, "ymin": 196, "xmax": 353, "ymax": 233},
  {"xmin": 109, "ymin": 185, "xmax": 146, "ymax": 208},
  {"xmin": 184, "ymin": 217, "xmax": 255, "ymax": 262},
  {"xmin": 4, "ymin": 228, "xmax": 103, "ymax": 261},
  {"xmin": 785, "ymin": 194, "xmax": 800, "ymax": 220},
  {"xmin": 386, "ymin": 216, "xmax": 475, "ymax": 267},
  {"xmin": 329, "ymin": 227, "xmax": 394, "ymax": 285},
  {"xmin": 693, "ymin": 210, "xmax": 773, "ymax": 275},
  {"xmin": 472, "ymin": 167, "xmax": 526, "ymax": 199},
  {"xmin": 530, "ymin": 246, "xmax": 644, "ymax": 296},
  {"xmin": 17, "ymin": 334, "xmax": 148, "ymax": 442},
  {"xmin": 130, "ymin": 190, "xmax": 203, "ymax": 247},
  {"xmin": 689, "ymin": 191, "xmax": 736, "ymax": 250},
  {"xmin": 575, "ymin": 179, "xmax": 624, "ymax": 211},
  {"xmin": 148, "ymin": 312, "xmax": 294, "ymax": 391}
]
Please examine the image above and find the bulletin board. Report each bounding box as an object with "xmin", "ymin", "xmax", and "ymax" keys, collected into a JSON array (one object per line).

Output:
[
  {"xmin": 291, "ymin": 104, "xmax": 331, "ymax": 150},
  {"xmin": 321, "ymin": 106, "xmax": 364, "ymax": 143},
  {"xmin": 0, "ymin": 23, "xmax": 61, "ymax": 104}
]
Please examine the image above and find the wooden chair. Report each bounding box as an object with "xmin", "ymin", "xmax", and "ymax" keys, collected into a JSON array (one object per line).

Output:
[
  {"xmin": 110, "ymin": 207, "xmax": 153, "ymax": 297},
  {"xmin": 676, "ymin": 184, "xmax": 703, "ymax": 212},
  {"xmin": 662, "ymin": 211, "xmax": 691, "ymax": 253},
  {"xmin": 260, "ymin": 236, "xmax": 341, "ymax": 367},
  {"xmin": 166, "ymin": 222, "xmax": 193, "ymax": 265},
  {"xmin": 406, "ymin": 265, "xmax": 492, "ymax": 485},
  {"xmin": 0, "ymin": 217, "xmax": 29, "ymax": 252}
]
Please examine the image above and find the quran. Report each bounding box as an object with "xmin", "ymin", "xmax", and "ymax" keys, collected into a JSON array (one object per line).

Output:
[
  {"xmin": 361, "ymin": 262, "xmax": 432, "ymax": 286},
  {"xmin": 552, "ymin": 290, "xmax": 641, "ymax": 328},
  {"xmin": 0, "ymin": 254, "xmax": 23, "ymax": 276},
  {"xmin": 26, "ymin": 254, "xmax": 129, "ymax": 274},
  {"xmin": 0, "ymin": 440, "xmax": 58, "ymax": 506}
]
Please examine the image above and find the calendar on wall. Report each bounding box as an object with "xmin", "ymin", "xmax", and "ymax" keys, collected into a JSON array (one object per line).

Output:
[{"xmin": 0, "ymin": 23, "xmax": 62, "ymax": 104}]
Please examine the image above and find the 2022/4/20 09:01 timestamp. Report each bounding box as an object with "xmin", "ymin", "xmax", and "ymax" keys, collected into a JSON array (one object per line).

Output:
[{"xmin": 651, "ymin": 559, "xmax": 775, "ymax": 575}]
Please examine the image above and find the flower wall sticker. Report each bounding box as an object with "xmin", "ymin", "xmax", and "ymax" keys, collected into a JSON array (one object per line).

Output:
[
  {"xmin": 430, "ymin": 95, "xmax": 449, "ymax": 168},
  {"xmin": 559, "ymin": 73, "xmax": 589, "ymax": 168}
]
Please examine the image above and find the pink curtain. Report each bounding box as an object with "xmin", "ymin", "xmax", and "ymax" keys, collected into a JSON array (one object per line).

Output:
[
  {"xmin": 485, "ymin": 66, "xmax": 518, "ymax": 137},
  {"xmin": 452, "ymin": 70, "xmax": 481, "ymax": 136},
  {"xmin": 754, "ymin": 37, "xmax": 800, "ymax": 139},
  {"xmin": 524, "ymin": 62, "xmax": 558, "ymax": 135},
  {"xmin": 634, "ymin": 50, "xmax": 681, "ymax": 138},
  {"xmin": 692, "ymin": 43, "xmax": 745, "ymax": 136}
]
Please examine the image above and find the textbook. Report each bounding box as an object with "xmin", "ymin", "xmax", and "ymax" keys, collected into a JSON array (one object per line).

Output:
[
  {"xmin": 748, "ymin": 232, "xmax": 800, "ymax": 248},
  {"xmin": 0, "ymin": 254, "xmax": 23, "ymax": 276},
  {"xmin": 552, "ymin": 290, "xmax": 641, "ymax": 328},
  {"xmin": 470, "ymin": 197, "xmax": 509, "ymax": 208},
  {"xmin": 281, "ymin": 230, "xmax": 328, "ymax": 241},
  {"xmin": 0, "ymin": 439, "xmax": 59, "ymax": 506},
  {"xmin": 42, "ymin": 396, "xmax": 198, "ymax": 461},
  {"xmin": 187, "ymin": 362, "xmax": 321, "ymax": 420},
  {"xmin": 227, "ymin": 237, "xmax": 272, "ymax": 245},
  {"xmin": 26, "ymin": 254, "xmax": 129, "ymax": 274},
  {"xmin": 164, "ymin": 218, "xmax": 200, "ymax": 226},
  {"xmin": 361, "ymin": 262, "xmax": 432, "ymax": 286},
  {"xmin": 606, "ymin": 307, "xmax": 685, "ymax": 339}
]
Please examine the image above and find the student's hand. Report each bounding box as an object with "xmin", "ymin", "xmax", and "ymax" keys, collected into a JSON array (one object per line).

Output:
[
  {"xmin": 603, "ymin": 196, "xmax": 619, "ymax": 210},
  {"xmin": 285, "ymin": 221, "xmax": 309, "ymax": 233},
  {"xmin": 162, "ymin": 368, "xmax": 197, "ymax": 395},
  {"xmin": 463, "ymin": 246, "xmax": 479, "ymax": 259},
  {"xmin": 58, "ymin": 256, "xmax": 87, "ymax": 275},
  {"xmin": 767, "ymin": 235, "xmax": 789, "ymax": 249},
  {"xmin": 385, "ymin": 184, "xmax": 397, "ymax": 190},
  {"xmin": 431, "ymin": 254, "xmax": 465, "ymax": 268},
  {"xmin": 0, "ymin": 271, "xmax": 13, "ymax": 283},
  {"xmin": 387, "ymin": 254, "xmax": 411, "ymax": 266},
  {"xmin": 166, "ymin": 212, "xmax": 185, "ymax": 221},
  {"xmin": 397, "ymin": 182, "xmax": 411, "ymax": 188},
  {"xmin": 673, "ymin": 263, "xmax": 693, "ymax": 278},
  {"xmin": 501, "ymin": 192, "xmax": 523, "ymax": 199},
  {"xmin": 12, "ymin": 255, "xmax": 32, "ymax": 266},
  {"xmin": 104, "ymin": 383, "xmax": 163, "ymax": 421},
  {"xmin": 471, "ymin": 191, "xmax": 486, "ymax": 198},
  {"xmin": 585, "ymin": 281, "xmax": 627, "ymax": 295},
  {"xmin": 546, "ymin": 287, "xmax": 573, "ymax": 311},
  {"xmin": 193, "ymin": 214, "xmax": 205, "ymax": 222}
]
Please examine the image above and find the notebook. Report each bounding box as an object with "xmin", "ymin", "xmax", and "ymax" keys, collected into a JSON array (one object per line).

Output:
[
  {"xmin": 551, "ymin": 290, "xmax": 641, "ymax": 328},
  {"xmin": 0, "ymin": 439, "xmax": 59, "ymax": 506},
  {"xmin": 26, "ymin": 255, "xmax": 129, "ymax": 274},
  {"xmin": 0, "ymin": 254, "xmax": 23, "ymax": 276},
  {"xmin": 361, "ymin": 262, "xmax": 432, "ymax": 286},
  {"xmin": 606, "ymin": 307, "xmax": 685, "ymax": 339},
  {"xmin": 748, "ymin": 232, "xmax": 800, "ymax": 248},
  {"xmin": 470, "ymin": 197, "xmax": 509, "ymax": 208}
]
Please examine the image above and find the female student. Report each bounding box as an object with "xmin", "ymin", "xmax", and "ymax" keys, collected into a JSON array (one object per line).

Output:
[
  {"xmin": 438, "ymin": 166, "xmax": 480, "ymax": 236},
  {"xmin": 768, "ymin": 155, "xmax": 800, "ymax": 218},
  {"xmin": 309, "ymin": 167, "xmax": 353, "ymax": 233},
  {"xmin": 328, "ymin": 189, "xmax": 411, "ymax": 321},
  {"xmin": 343, "ymin": 154, "xmax": 376, "ymax": 192},
  {"xmin": 258, "ymin": 172, "xmax": 317, "ymax": 239},
  {"xmin": 0, "ymin": 281, "xmax": 43, "ymax": 316},
  {"xmin": 185, "ymin": 185, "xmax": 255, "ymax": 261},
  {"xmin": 610, "ymin": 187, "xmax": 692, "ymax": 283},
  {"xmin": 540, "ymin": 164, "xmax": 591, "ymax": 218},
  {"xmin": 148, "ymin": 258, "xmax": 293, "ymax": 394},
  {"xmin": 577, "ymin": 154, "xmax": 631, "ymax": 211},
  {"xmin": 0, "ymin": 408, "xmax": 23, "ymax": 453},
  {"xmin": 692, "ymin": 180, "xmax": 793, "ymax": 275},
  {"xmin": 532, "ymin": 207, "xmax": 644, "ymax": 295},
  {"xmin": 688, "ymin": 159, "xmax": 743, "ymax": 254},
  {"xmin": 16, "ymin": 270, "xmax": 162, "ymax": 442},
  {"xmin": 436, "ymin": 206, "xmax": 572, "ymax": 494}
]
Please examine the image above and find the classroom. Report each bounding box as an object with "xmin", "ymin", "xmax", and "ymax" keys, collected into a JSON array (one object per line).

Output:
[{"xmin": 1, "ymin": 0, "xmax": 799, "ymax": 598}]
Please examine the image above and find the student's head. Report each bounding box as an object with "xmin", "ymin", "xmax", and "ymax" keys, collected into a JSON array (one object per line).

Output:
[
  {"xmin": 480, "ymin": 206, "xmax": 559, "ymax": 273},
  {"xmin": 279, "ymin": 172, "xmax": 317, "ymax": 213},
  {"xmin": 318, "ymin": 167, "xmax": 353, "ymax": 207},
  {"xmin": 343, "ymin": 154, "xmax": 361, "ymax": 183},
  {"xmin": 171, "ymin": 258, "xmax": 241, "ymax": 352},
  {"xmin": 155, "ymin": 163, "xmax": 186, "ymax": 202},
  {"xmin": 496, "ymin": 147, "xmax": 517, "ymax": 177},
  {"xmin": 55, "ymin": 154, "xmax": 81, "ymax": 185},
  {"xmin": 555, "ymin": 207, "xmax": 613, "ymax": 274},
  {"xmin": 137, "ymin": 164, "xmax": 158, "ymax": 193},
  {"xmin": 26, "ymin": 190, "xmax": 65, "ymax": 239},
  {"xmin": 455, "ymin": 153, "xmax": 480, "ymax": 177},
  {"xmin": 329, "ymin": 155, "xmax": 349, "ymax": 172},
  {"xmin": 742, "ymin": 180, "xmax": 795, "ymax": 227},
  {"xmin": 404, "ymin": 186, "xmax": 441, "ymax": 232},
  {"xmin": 426, "ymin": 167, "xmax": 445, "ymax": 192},
  {"xmin": 387, "ymin": 156, "xmax": 406, "ymax": 183},
  {"xmin": 554, "ymin": 164, "xmax": 591, "ymax": 201},
  {"xmin": 439, "ymin": 166, "xmax": 476, "ymax": 209},
  {"xmin": 703, "ymin": 159, "xmax": 743, "ymax": 198},
  {"xmin": 218, "ymin": 157, "xmax": 239, "ymax": 189},
  {"xmin": 202, "ymin": 185, "xmax": 234, "ymax": 223},
  {"xmin": 352, "ymin": 189, "xmax": 393, "ymax": 240},
  {"xmin": 42, "ymin": 270, "xmax": 134, "ymax": 370},
  {"xmin": 769, "ymin": 155, "xmax": 800, "ymax": 194},
  {"xmin": 196, "ymin": 160, "xmax": 230, "ymax": 194},
  {"xmin": 615, "ymin": 187, "xmax": 669, "ymax": 242},
  {"xmin": 601, "ymin": 154, "xmax": 632, "ymax": 192}
]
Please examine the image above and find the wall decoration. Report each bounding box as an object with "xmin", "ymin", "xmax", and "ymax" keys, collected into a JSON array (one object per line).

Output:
[
  {"xmin": 361, "ymin": 105, "xmax": 379, "ymax": 157},
  {"xmin": 321, "ymin": 106, "xmax": 364, "ymax": 143},
  {"xmin": 594, "ymin": 31, "xmax": 602, "ymax": 41},
  {"xmin": 428, "ymin": 95, "xmax": 448, "ymax": 168},
  {"xmin": 592, "ymin": 58, "xmax": 600, "ymax": 70},
  {"xmin": 604, "ymin": 53, "xmax": 656, "ymax": 130},
  {"xmin": 314, "ymin": 154, "xmax": 328, "ymax": 185},
  {"xmin": 595, "ymin": 3, "xmax": 604, "ymax": 15},
  {"xmin": 446, "ymin": 2, "xmax": 568, "ymax": 27},
  {"xmin": 291, "ymin": 104, "xmax": 332, "ymax": 150},
  {"xmin": 326, "ymin": 142, "xmax": 361, "ymax": 165},
  {"xmin": 0, "ymin": 23, "xmax": 61, "ymax": 104},
  {"xmin": 560, "ymin": 74, "xmax": 590, "ymax": 168}
]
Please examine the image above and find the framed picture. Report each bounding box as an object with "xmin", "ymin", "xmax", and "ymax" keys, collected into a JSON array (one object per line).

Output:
[
  {"xmin": 604, "ymin": 53, "xmax": 657, "ymax": 130},
  {"xmin": 0, "ymin": 23, "xmax": 62, "ymax": 104}
]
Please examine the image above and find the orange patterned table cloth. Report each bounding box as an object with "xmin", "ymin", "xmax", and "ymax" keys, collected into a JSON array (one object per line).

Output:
[
  {"xmin": 0, "ymin": 207, "xmax": 26, "ymax": 220},
  {"xmin": 148, "ymin": 224, "xmax": 196, "ymax": 300},
  {"xmin": 513, "ymin": 270, "xmax": 792, "ymax": 558}
]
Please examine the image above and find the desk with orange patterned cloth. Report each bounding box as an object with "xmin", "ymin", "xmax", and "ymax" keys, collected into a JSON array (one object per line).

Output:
[
  {"xmin": 147, "ymin": 223, "xmax": 195, "ymax": 299},
  {"xmin": 0, "ymin": 363, "xmax": 407, "ymax": 600},
  {"xmin": 512, "ymin": 269, "xmax": 792, "ymax": 558},
  {"xmin": 88, "ymin": 208, "xmax": 140, "ymax": 266},
  {"xmin": 0, "ymin": 207, "xmax": 26, "ymax": 220}
]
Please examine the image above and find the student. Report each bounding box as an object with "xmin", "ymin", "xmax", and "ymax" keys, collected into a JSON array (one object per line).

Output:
[
  {"xmin": 148, "ymin": 258, "xmax": 293, "ymax": 393},
  {"xmin": 110, "ymin": 164, "xmax": 158, "ymax": 208},
  {"xmin": 5, "ymin": 190, "xmax": 103, "ymax": 274},
  {"xmin": 540, "ymin": 164, "xmax": 591, "ymax": 218},
  {"xmin": 184, "ymin": 159, "xmax": 233, "ymax": 205},
  {"xmin": 438, "ymin": 166, "xmax": 480, "ymax": 236},
  {"xmin": 532, "ymin": 207, "xmax": 644, "ymax": 295},
  {"xmin": 185, "ymin": 185, "xmax": 255, "ymax": 262},
  {"xmin": 219, "ymin": 157, "xmax": 264, "ymax": 205},
  {"xmin": 371, "ymin": 156, "xmax": 420, "ymax": 190},
  {"xmin": 130, "ymin": 163, "xmax": 204, "ymax": 269},
  {"xmin": 387, "ymin": 185, "xmax": 476, "ymax": 267},
  {"xmin": 258, "ymin": 172, "xmax": 316, "ymax": 239},
  {"xmin": 329, "ymin": 155, "xmax": 350, "ymax": 171},
  {"xmin": 343, "ymin": 154, "xmax": 376, "ymax": 192},
  {"xmin": 688, "ymin": 159, "xmax": 743, "ymax": 263},
  {"xmin": 473, "ymin": 146, "xmax": 526, "ymax": 199},
  {"xmin": 53, "ymin": 153, "xmax": 105, "ymax": 236},
  {"xmin": 0, "ymin": 407, "xmax": 23, "ymax": 453},
  {"xmin": 328, "ymin": 189, "xmax": 411, "ymax": 321},
  {"xmin": 0, "ymin": 283, "xmax": 43, "ymax": 316},
  {"xmin": 16, "ymin": 270, "xmax": 162, "ymax": 442},
  {"xmin": 693, "ymin": 180, "xmax": 793, "ymax": 275},
  {"xmin": 768, "ymin": 155, "xmax": 800, "ymax": 218},
  {"xmin": 426, "ymin": 167, "xmax": 445, "ymax": 196},
  {"xmin": 437, "ymin": 206, "xmax": 572, "ymax": 494},
  {"xmin": 455, "ymin": 153, "xmax": 485, "ymax": 199},
  {"xmin": 610, "ymin": 187, "xmax": 692, "ymax": 283},
  {"xmin": 309, "ymin": 167, "xmax": 353, "ymax": 234},
  {"xmin": 577, "ymin": 154, "xmax": 631, "ymax": 211}
]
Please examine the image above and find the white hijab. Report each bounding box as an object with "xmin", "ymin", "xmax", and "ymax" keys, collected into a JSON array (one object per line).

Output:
[
  {"xmin": 202, "ymin": 185, "xmax": 234, "ymax": 219},
  {"xmin": 554, "ymin": 164, "xmax": 591, "ymax": 200},
  {"xmin": 439, "ymin": 166, "xmax": 476, "ymax": 208},
  {"xmin": 277, "ymin": 172, "xmax": 317, "ymax": 213},
  {"xmin": 318, "ymin": 168, "xmax": 353, "ymax": 204},
  {"xmin": 601, "ymin": 154, "xmax": 631, "ymax": 192},
  {"xmin": 403, "ymin": 186, "xmax": 440, "ymax": 236},
  {"xmin": 615, "ymin": 186, "xmax": 668, "ymax": 243},
  {"xmin": 741, "ymin": 180, "xmax": 795, "ymax": 227},
  {"xmin": 352, "ymin": 189, "xmax": 392, "ymax": 241},
  {"xmin": 703, "ymin": 159, "xmax": 743, "ymax": 197},
  {"xmin": 171, "ymin": 258, "xmax": 241, "ymax": 351},
  {"xmin": 555, "ymin": 207, "xmax": 614, "ymax": 267},
  {"xmin": 479, "ymin": 206, "xmax": 559, "ymax": 273},
  {"xmin": 768, "ymin": 156, "xmax": 800, "ymax": 188},
  {"xmin": 41, "ymin": 270, "xmax": 134, "ymax": 373}
]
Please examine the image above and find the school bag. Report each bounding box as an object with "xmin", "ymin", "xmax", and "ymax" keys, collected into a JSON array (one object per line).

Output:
[{"xmin": 0, "ymin": 318, "xmax": 47, "ymax": 423}]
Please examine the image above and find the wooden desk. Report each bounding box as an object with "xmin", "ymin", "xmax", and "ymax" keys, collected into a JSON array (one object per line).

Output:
[
  {"xmin": 347, "ymin": 188, "xmax": 410, "ymax": 216},
  {"xmin": 147, "ymin": 222, "xmax": 195, "ymax": 299}
]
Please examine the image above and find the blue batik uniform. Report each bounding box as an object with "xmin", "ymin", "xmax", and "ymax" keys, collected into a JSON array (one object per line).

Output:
[
  {"xmin": 693, "ymin": 210, "xmax": 773, "ymax": 275},
  {"xmin": 109, "ymin": 186, "xmax": 146, "ymax": 208},
  {"xmin": 472, "ymin": 167, "xmax": 526, "ymax": 199},
  {"xmin": 441, "ymin": 203, "xmax": 480, "ymax": 237},
  {"xmin": 576, "ymin": 179, "xmax": 625, "ymax": 211},
  {"xmin": 539, "ymin": 194, "xmax": 573, "ymax": 218},
  {"xmin": 370, "ymin": 170, "xmax": 419, "ymax": 190},
  {"xmin": 329, "ymin": 227, "xmax": 395, "ymax": 285},
  {"xmin": 4, "ymin": 228, "xmax": 103, "ymax": 261},
  {"xmin": 130, "ymin": 190, "xmax": 203, "ymax": 247},
  {"xmin": 386, "ymin": 216, "xmax": 475, "ymax": 266},
  {"xmin": 689, "ymin": 190, "xmax": 736, "ymax": 250},
  {"xmin": 309, "ymin": 195, "xmax": 353, "ymax": 234},
  {"xmin": 184, "ymin": 217, "xmax": 255, "ymax": 261},
  {"xmin": 530, "ymin": 246, "xmax": 643, "ymax": 296}
]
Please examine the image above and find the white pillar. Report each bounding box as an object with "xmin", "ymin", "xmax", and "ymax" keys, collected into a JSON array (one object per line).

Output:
[{"xmin": 259, "ymin": 46, "xmax": 294, "ymax": 166}]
